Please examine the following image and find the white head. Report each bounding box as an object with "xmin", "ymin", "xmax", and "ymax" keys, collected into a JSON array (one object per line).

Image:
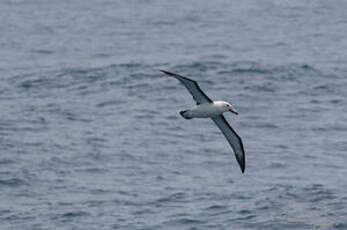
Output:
[{"xmin": 215, "ymin": 101, "xmax": 239, "ymax": 115}]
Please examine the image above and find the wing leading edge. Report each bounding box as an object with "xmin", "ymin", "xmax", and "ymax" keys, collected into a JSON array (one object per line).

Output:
[
  {"xmin": 159, "ymin": 70, "xmax": 212, "ymax": 104},
  {"xmin": 212, "ymin": 115, "xmax": 245, "ymax": 173}
]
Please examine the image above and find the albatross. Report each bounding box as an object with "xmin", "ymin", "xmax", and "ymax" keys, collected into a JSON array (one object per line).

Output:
[{"xmin": 160, "ymin": 70, "xmax": 246, "ymax": 173}]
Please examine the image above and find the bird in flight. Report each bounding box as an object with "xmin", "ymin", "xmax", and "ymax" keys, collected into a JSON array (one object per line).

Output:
[{"xmin": 160, "ymin": 70, "xmax": 245, "ymax": 173}]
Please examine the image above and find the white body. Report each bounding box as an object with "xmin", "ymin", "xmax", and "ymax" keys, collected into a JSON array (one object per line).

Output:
[
  {"xmin": 185, "ymin": 101, "xmax": 231, "ymax": 118},
  {"xmin": 160, "ymin": 70, "xmax": 245, "ymax": 173}
]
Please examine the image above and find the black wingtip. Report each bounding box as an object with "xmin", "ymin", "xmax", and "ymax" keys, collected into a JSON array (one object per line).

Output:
[
  {"xmin": 237, "ymin": 157, "xmax": 245, "ymax": 173},
  {"xmin": 159, "ymin": 69, "xmax": 174, "ymax": 76},
  {"xmin": 240, "ymin": 159, "xmax": 245, "ymax": 173}
]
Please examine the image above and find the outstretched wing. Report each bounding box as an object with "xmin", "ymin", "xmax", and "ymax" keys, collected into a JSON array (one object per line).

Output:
[
  {"xmin": 212, "ymin": 115, "xmax": 246, "ymax": 173},
  {"xmin": 160, "ymin": 70, "xmax": 213, "ymax": 104}
]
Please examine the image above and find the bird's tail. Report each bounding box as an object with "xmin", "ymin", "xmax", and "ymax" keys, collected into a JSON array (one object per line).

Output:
[{"xmin": 179, "ymin": 110, "xmax": 193, "ymax": 120}]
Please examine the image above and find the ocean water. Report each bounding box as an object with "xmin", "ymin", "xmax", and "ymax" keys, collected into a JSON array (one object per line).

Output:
[{"xmin": 1, "ymin": 0, "xmax": 347, "ymax": 229}]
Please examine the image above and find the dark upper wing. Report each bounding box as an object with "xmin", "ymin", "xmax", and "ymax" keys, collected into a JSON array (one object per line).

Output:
[
  {"xmin": 160, "ymin": 70, "xmax": 212, "ymax": 104},
  {"xmin": 212, "ymin": 115, "xmax": 245, "ymax": 173}
]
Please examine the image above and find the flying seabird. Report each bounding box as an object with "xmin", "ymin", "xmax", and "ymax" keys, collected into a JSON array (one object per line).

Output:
[{"xmin": 160, "ymin": 70, "xmax": 245, "ymax": 173}]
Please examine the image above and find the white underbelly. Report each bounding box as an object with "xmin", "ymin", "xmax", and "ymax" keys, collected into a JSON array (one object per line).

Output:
[{"xmin": 188, "ymin": 104, "xmax": 224, "ymax": 118}]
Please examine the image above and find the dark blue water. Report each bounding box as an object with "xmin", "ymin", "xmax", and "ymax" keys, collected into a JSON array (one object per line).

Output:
[{"xmin": 1, "ymin": 0, "xmax": 347, "ymax": 229}]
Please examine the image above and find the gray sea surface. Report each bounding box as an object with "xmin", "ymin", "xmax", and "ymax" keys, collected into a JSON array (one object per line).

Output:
[{"xmin": 1, "ymin": 0, "xmax": 347, "ymax": 229}]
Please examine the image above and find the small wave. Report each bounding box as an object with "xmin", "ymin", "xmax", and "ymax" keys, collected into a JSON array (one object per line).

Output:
[
  {"xmin": 0, "ymin": 178, "xmax": 28, "ymax": 187},
  {"xmin": 334, "ymin": 222, "xmax": 347, "ymax": 229},
  {"xmin": 19, "ymin": 78, "xmax": 48, "ymax": 89},
  {"xmin": 161, "ymin": 217, "xmax": 205, "ymax": 226},
  {"xmin": 232, "ymin": 67, "xmax": 271, "ymax": 75},
  {"xmin": 157, "ymin": 192, "xmax": 187, "ymax": 203},
  {"xmin": 243, "ymin": 84, "xmax": 277, "ymax": 93},
  {"xmin": 30, "ymin": 49, "xmax": 53, "ymax": 55},
  {"xmin": 238, "ymin": 209, "xmax": 252, "ymax": 215},
  {"xmin": 269, "ymin": 162, "xmax": 286, "ymax": 169},
  {"xmin": 96, "ymin": 100, "xmax": 121, "ymax": 108},
  {"xmin": 204, "ymin": 204, "xmax": 228, "ymax": 211},
  {"xmin": 175, "ymin": 61, "xmax": 221, "ymax": 72},
  {"xmin": 76, "ymin": 167, "xmax": 109, "ymax": 174},
  {"xmin": 0, "ymin": 158, "xmax": 16, "ymax": 165},
  {"xmin": 61, "ymin": 211, "xmax": 89, "ymax": 218}
]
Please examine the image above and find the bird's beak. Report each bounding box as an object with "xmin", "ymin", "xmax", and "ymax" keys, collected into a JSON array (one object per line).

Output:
[{"xmin": 229, "ymin": 107, "xmax": 239, "ymax": 115}]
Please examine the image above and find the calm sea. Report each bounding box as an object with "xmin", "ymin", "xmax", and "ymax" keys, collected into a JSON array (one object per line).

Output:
[{"xmin": 1, "ymin": 0, "xmax": 347, "ymax": 229}]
